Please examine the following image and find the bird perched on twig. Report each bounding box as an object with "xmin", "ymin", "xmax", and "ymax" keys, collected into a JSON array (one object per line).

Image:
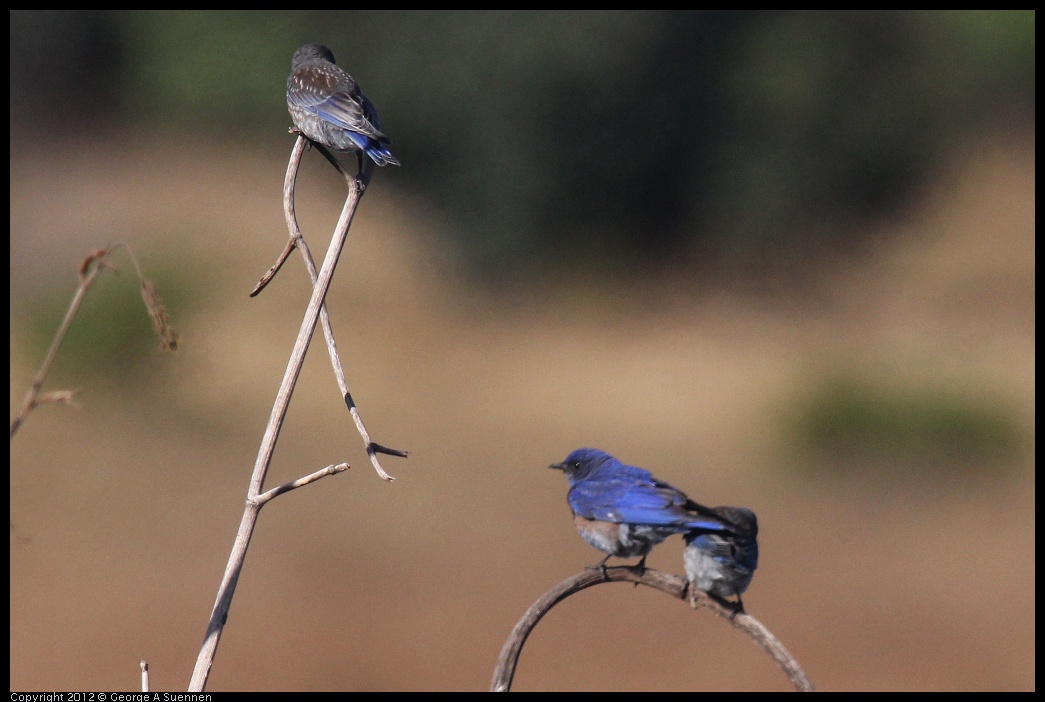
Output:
[
  {"xmin": 549, "ymin": 448, "xmax": 737, "ymax": 572},
  {"xmin": 684, "ymin": 505, "xmax": 759, "ymax": 614},
  {"xmin": 287, "ymin": 43, "xmax": 399, "ymax": 183}
]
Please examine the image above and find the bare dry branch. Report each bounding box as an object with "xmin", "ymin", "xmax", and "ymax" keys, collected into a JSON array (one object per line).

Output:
[
  {"xmin": 252, "ymin": 134, "xmax": 406, "ymax": 480},
  {"xmin": 10, "ymin": 244, "xmax": 178, "ymax": 439},
  {"xmin": 189, "ymin": 137, "xmax": 379, "ymax": 692},
  {"xmin": 249, "ymin": 238, "xmax": 297, "ymax": 297},
  {"xmin": 253, "ymin": 463, "xmax": 350, "ymax": 506},
  {"xmin": 491, "ymin": 566, "xmax": 815, "ymax": 692}
]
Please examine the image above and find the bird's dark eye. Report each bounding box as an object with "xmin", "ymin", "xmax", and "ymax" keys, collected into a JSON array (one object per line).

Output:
[{"xmin": 573, "ymin": 462, "xmax": 581, "ymax": 469}]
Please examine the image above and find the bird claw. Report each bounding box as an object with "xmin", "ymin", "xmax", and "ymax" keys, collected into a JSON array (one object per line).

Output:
[
  {"xmin": 711, "ymin": 591, "xmax": 745, "ymax": 619},
  {"xmin": 585, "ymin": 556, "xmax": 613, "ymax": 579}
]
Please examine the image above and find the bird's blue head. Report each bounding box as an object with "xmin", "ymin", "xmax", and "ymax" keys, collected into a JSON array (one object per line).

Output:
[{"xmin": 548, "ymin": 447, "xmax": 616, "ymax": 483}]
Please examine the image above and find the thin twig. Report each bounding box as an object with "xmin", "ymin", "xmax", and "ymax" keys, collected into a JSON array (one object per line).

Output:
[
  {"xmin": 248, "ymin": 238, "xmax": 296, "ymax": 297},
  {"xmin": 490, "ymin": 567, "xmax": 815, "ymax": 692},
  {"xmin": 188, "ymin": 144, "xmax": 365, "ymax": 692},
  {"xmin": 256, "ymin": 134, "xmax": 407, "ymax": 480},
  {"xmin": 253, "ymin": 463, "xmax": 350, "ymax": 506},
  {"xmin": 252, "ymin": 130, "xmax": 357, "ymax": 298},
  {"xmin": 10, "ymin": 244, "xmax": 178, "ymax": 439},
  {"xmin": 140, "ymin": 660, "xmax": 149, "ymax": 693}
]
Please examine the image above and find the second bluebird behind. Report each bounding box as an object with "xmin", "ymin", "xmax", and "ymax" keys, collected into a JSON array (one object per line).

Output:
[
  {"xmin": 287, "ymin": 43, "xmax": 400, "ymax": 180},
  {"xmin": 684, "ymin": 506, "xmax": 759, "ymax": 614},
  {"xmin": 549, "ymin": 448, "xmax": 736, "ymax": 572}
]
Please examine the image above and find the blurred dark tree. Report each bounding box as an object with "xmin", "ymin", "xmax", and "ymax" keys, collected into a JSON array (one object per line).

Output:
[
  {"xmin": 9, "ymin": 10, "xmax": 1034, "ymax": 288},
  {"xmin": 10, "ymin": 10, "xmax": 125, "ymax": 129}
]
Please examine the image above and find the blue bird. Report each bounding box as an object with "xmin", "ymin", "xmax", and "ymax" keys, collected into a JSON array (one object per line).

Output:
[
  {"xmin": 287, "ymin": 44, "xmax": 399, "ymax": 180},
  {"xmin": 684, "ymin": 506, "xmax": 759, "ymax": 614},
  {"xmin": 549, "ymin": 448, "xmax": 735, "ymax": 571}
]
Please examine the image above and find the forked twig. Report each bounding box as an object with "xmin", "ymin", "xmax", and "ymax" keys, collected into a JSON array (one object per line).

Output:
[
  {"xmin": 251, "ymin": 134, "xmax": 407, "ymax": 480},
  {"xmin": 490, "ymin": 567, "xmax": 815, "ymax": 692},
  {"xmin": 188, "ymin": 140, "xmax": 369, "ymax": 692}
]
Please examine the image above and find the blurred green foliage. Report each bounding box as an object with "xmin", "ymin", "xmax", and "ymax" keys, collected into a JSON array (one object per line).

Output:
[
  {"xmin": 787, "ymin": 374, "xmax": 1025, "ymax": 476},
  {"xmin": 10, "ymin": 11, "xmax": 1035, "ymax": 286}
]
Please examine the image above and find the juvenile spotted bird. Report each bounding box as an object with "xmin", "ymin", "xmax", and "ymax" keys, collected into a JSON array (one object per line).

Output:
[
  {"xmin": 549, "ymin": 448, "xmax": 735, "ymax": 571},
  {"xmin": 287, "ymin": 43, "xmax": 399, "ymax": 178},
  {"xmin": 684, "ymin": 506, "xmax": 759, "ymax": 614}
]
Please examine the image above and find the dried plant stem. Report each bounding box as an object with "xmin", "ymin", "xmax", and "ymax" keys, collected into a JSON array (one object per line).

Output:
[
  {"xmin": 10, "ymin": 244, "xmax": 177, "ymax": 439},
  {"xmin": 491, "ymin": 566, "xmax": 815, "ymax": 692},
  {"xmin": 187, "ymin": 145, "xmax": 364, "ymax": 692},
  {"xmin": 253, "ymin": 135, "xmax": 406, "ymax": 480}
]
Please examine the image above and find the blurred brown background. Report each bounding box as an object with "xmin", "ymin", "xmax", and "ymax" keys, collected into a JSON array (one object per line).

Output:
[{"xmin": 10, "ymin": 11, "xmax": 1034, "ymax": 691}]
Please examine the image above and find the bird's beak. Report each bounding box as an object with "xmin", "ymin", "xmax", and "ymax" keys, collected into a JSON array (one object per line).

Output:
[{"xmin": 548, "ymin": 462, "xmax": 566, "ymax": 471}]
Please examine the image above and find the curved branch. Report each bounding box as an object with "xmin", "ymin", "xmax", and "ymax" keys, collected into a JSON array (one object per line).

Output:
[
  {"xmin": 252, "ymin": 136, "xmax": 406, "ymax": 480},
  {"xmin": 490, "ymin": 567, "xmax": 815, "ymax": 692}
]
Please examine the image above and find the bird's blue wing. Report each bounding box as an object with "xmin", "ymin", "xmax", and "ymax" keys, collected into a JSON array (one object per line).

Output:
[
  {"xmin": 688, "ymin": 533, "xmax": 734, "ymax": 560},
  {"xmin": 288, "ymin": 66, "xmax": 387, "ymax": 141},
  {"xmin": 569, "ymin": 478, "xmax": 730, "ymax": 531},
  {"xmin": 689, "ymin": 530, "xmax": 759, "ymax": 571},
  {"xmin": 314, "ymin": 98, "xmax": 386, "ymax": 141}
]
